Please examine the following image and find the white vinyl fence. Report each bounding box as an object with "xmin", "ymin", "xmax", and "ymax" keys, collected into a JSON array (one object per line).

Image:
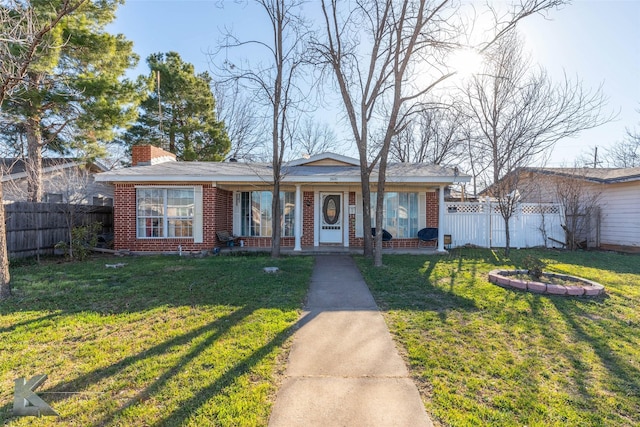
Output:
[{"xmin": 443, "ymin": 200, "xmax": 565, "ymax": 249}]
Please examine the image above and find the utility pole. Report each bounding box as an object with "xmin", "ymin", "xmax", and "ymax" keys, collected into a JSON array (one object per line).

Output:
[{"xmin": 592, "ymin": 146, "xmax": 602, "ymax": 168}]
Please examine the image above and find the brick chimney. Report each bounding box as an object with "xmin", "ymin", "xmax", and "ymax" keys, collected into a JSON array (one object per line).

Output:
[{"xmin": 131, "ymin": 145, "xmax": 176, "ymax": 166}]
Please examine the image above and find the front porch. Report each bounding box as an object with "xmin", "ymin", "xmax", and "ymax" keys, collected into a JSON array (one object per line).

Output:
[
  {"xmin": 113, "ymin": 245, "xmax": 445, "ymax": 257},
  {"xmin": 217, "ymin": 245, "xmax": 446, "ymax": 256}
]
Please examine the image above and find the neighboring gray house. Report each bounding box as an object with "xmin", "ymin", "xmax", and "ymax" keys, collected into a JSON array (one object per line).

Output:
[
  {"xmin": 486, "ymin": 167, "xmax": 640, "ymax": 253},
  {"xmin": 1, "ymin": 158, "xmax": 113, "ymax": 205}
]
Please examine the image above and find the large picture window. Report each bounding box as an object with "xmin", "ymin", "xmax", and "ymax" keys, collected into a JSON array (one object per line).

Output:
[
  {"xmin": 240, "ymin": 191, "xmax": 295, "ymax": 237},
  {"xmin": 137, "ymin": 188, "xmax": 194, "ymax": 238},
  {"xmin": 371, "ymin": 192, "xmax": 419, "ymax": 238}
]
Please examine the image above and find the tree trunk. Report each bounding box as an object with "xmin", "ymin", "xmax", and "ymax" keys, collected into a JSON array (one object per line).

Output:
[
  {"xmin": 504, "ymin": 217, "xmax": 511, "ymax": 257},
  {"xmin": 360, "ymin": 173, "xmax": 373, "ymax": 258},
  {"xmin": 271, "ymin": 184, "xmax": 281, "ymax": 259},
  {"xmin": 373, "ymin": 190, "xmax": 385, "ymax": 267},
  {"xmin": 373, "ymin": 155, "xmax": 390, "ymax": 267},
  {"xmin": 0, "ymin": 182, "xmax": 11, "ymax": 299},
  {"xmin": 25, "ymin": 115, "xmax": 44, "ymax": 202}
]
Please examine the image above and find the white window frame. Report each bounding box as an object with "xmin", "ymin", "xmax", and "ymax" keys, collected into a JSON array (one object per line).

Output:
[
  {"xmin": 136, "ymin": 186, "xmax": 202, "ymax": 242},
  {"xmin": 356, "ymin": 191, "xmax": 426, "ymax": 238},
  {"xmin": 237, "ymin": 190, "xmax": 295, "ymax": 237}
]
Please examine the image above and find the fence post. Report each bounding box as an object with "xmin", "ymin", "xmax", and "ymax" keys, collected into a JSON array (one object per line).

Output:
[
  {"xmin": 515, "ymin": 202, "xmax": 521, "ymax": 250},
  {"xmin": 485, "ymin": 197, "xmax": 491, "ymax": 248}
]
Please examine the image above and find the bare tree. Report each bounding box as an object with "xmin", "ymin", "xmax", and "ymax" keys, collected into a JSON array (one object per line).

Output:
[
  {"xmin": 217, "ymin": 0, "xmax": 309, "ymax": 258},
  {"xmin": 554, "ymin": 169, "xmax": 601, "ymax": 250},
  {"xmin": 605, "ymin": 131, "xmax": 640, "ymax": 168},
  {"xmin": 53, "ymin": 167, "xmax": 95, "ymax": 259},
  {"xmin": 463, "ymin": 31, "xmax": 612, "ymax": 255},
  {"xmin": 0, "ymin": 0, "xmax": 88, "ymax": 299},
  {"xmin": 389, "ymin": 106, "xmax": 467, "ymax": 164},
  {"xmin": 213, "ymin": 81, "xmax": 266, "ymax": 161},
  {"xmin": 315, "ymin": 0, "xmax": 568, "ymax": 265},
  {"xmin": 292, "ymin": 117, "xmax": 339, "ymax": 158}
]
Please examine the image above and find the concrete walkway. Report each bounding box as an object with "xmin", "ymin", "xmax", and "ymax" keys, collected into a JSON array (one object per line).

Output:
[{"xmin": 269, "ymin": 255, "xmax": 433, "ymax": 427}]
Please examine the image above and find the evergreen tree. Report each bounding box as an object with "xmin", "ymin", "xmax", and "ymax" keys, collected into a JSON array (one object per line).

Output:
[
  {"xmin": 124, "ymin": 52, "xmax": 230, "ymax": 161},
  {"xmin": 1, "ymin": 0, "xmax": 141, "ymax": 202}
]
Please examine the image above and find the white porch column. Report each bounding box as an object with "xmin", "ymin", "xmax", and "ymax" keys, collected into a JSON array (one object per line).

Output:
[
  {"xmin": 438, "ymin": 185, "xmax": 446, "ymax": 252},
  {"xmin": 294, "ymin": 184, "xmax": 302, "ymax": 251},
  {"xmin": 343, "ymin": 190, "xmax": 349, "ymax": 247}
]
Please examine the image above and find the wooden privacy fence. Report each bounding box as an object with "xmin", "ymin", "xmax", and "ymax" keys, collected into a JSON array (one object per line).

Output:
[
  {"xmin": 4, "ymin": 202, "xmax": 113, "ymax": 259},
  {"xmin": 443, "ymin": 200, "xmax": 565, "ymax": 249}
]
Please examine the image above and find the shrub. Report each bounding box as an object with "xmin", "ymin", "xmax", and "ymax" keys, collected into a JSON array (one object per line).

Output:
[
  {"xmin": 70, "ymin": 222, "xmax": 102, "ymax": 260},
  {"xmin": 522, "ymin": 255, "xmax": 546, "ymax": 279}
]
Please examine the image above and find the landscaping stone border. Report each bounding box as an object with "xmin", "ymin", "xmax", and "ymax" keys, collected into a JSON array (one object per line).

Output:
[{"xmin": 488, "ymin": 269, "xmax": 605, "ymax": 297}]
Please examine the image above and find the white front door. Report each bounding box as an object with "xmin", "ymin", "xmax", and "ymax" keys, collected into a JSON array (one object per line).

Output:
[{"xmin": 319, "ymin": 193, "xmax": 342, "ymax": 244}]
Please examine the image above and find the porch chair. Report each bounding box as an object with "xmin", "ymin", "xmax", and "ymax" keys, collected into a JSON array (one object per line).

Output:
[
  {"xmin": 371, "ymin": 228, "xmax": 393, "ymax": 242},
  {"xmin": 216, "ymin": 230, "xmax": 239, "ymax": 248},
  {"xmin": 417, "ymin": 227, "xmax": 438, "ymax": 247}
]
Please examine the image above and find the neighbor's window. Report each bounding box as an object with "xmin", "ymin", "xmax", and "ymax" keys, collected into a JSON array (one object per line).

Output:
[
  {"xmin": 93, "ymin": 196, "xmax": 113, "ymax": 206},
  {"xmin": 137, "ymin": 188, "xmax": 194, "ymax": 238},
  {"xmin": 240, "ymin": 191, "xmax": 295, "ymax": 237},
  {"xmin": 44, "ymin": 193, "xmax": 63, "ymax": 203},
  {"xmin": 371, "ymin": 192, "xmax": 419, "ymax": 238}
]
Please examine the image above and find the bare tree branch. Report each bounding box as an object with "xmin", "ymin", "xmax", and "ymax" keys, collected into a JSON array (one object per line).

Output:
[{"xmin": 463, "ymin": 30, "xmax": 613, "ymax": 254}]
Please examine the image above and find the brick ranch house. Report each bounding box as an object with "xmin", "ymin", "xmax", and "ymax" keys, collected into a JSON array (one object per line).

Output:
[{"xmin": 95, "ymin": 145, "xmax": 470, "ymax": 253}]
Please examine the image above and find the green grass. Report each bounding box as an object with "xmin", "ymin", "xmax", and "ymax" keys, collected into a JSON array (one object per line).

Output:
[
  {"xmin": 0, "ymin": 254, "xmax": 313, "ymax": 426},
  {"xmin": 356, "ymin": 248, "xmax": 640, "ymax": 427}
]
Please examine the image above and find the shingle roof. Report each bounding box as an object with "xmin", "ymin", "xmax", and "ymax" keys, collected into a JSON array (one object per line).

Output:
[
  {"xmin": 523, "ymin": 167, "xmax": 640, "ymax": 183},
  {"xmin": 0, "ymin": 158, "xmax": 77, "ymax": 175},
  {"xmin": 95, "ymin": 158, "xmax": 469, "ymax": 185}
]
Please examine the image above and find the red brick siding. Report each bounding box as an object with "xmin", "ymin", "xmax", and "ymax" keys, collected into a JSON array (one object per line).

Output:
[
  {"xmin": 113, "ymin": 184, "xmax": 136, "ymax": 249},
  {"xmin": 114, "ymin": 183, "xmax": 217, "ymax": 252},
  {"xmin": 348, "ymin": 192, "xmax": 356, "ymax": 245},
  {"xmin": 131, "ymin": 145, "xmax": 176, "ymax": 166},
  {"xmin": 420, "ymin": 190, "xmax": 440, "ymax": 248},
  {"xmin": 113, "ymin": 186, "xmax": 440, "ymax": 251},
  {"xmin": 426, "ymin": 191, "xmax": 439, "ymax": 228},
  {"xmin": 239, "ymin": 237, "xmax": 295, "ymax": 248},
  {"xmin": 301, "ymin": 192, "xmax": 314, "ymax": 246}
]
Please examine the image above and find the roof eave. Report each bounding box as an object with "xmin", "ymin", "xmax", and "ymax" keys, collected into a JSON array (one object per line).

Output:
[{"xmin": 95, "ymin": 174, "xmax": 470, "ymax": 184}]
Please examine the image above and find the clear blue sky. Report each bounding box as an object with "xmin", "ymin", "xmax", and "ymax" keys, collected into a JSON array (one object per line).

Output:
[{"xmin": 108, "ymin": 0, "xmax": 640, "ymax": 166}]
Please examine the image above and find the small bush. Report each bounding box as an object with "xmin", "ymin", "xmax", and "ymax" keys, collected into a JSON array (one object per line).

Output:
[
  {"xmin": 70, "ymin": 222, "xmax": 102, "ymax": 260},
  {"xmin": 522, "ymin": 255, "xmax": 546, "ymax": 279}
]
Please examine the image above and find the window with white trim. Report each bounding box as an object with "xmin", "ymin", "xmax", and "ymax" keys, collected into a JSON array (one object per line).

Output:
[
  {"xmin": 371, "ymin": 192, "xmax": 419, "ymax": 238},
  {"xmin": 240, "ymin": 191, "xmax": 295, "ymax": 237},
  {"xmin": 137, "ymin": 188, "xmax": 194, "ymax": 238}
]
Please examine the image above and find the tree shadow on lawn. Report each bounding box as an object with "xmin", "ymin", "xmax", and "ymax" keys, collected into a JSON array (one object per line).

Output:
[
  {"xmin": 150, "ymin": 310, "xmax": 318, "ymax": 427},
  {"xmin": 2, "ymin": 255, "xmax": 308, "ymax": 315},
  {"xmin": 0, "ymin": 255, "xmax": 312, "ymax": 425},
  {"xmin": 368, "ymin": 250, "xmax": 639, "ymax": 423},
  {"xmin": 0, "ymin": 307, "xmax": 317, "ymax": 426},
  {"xmin": 550, "ymin": 298, "xmax": 640, "ymax": 417},
  {"xmin": 507, "ymin": 248, "xmax": 640, "ymax": 276},
  {"xmin": 0, "ymin": 311, "xmax": 62, "ymax": 334},
  {"xmin": 88, "ymin": 309, "xmax": 318, "ymax": 427},
  {"xmin": 359, "ymin": 254, "xmax": 479, "ymax": 318}
]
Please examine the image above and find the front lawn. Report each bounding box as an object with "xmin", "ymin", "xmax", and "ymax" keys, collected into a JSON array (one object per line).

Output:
[
  {"xmin": 0, "ymin": 255, "xmax": 312, "ymax": 426},
  {"xmin": 357, "ymin": 248, "xmax": 640, "ymax": 427}
]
